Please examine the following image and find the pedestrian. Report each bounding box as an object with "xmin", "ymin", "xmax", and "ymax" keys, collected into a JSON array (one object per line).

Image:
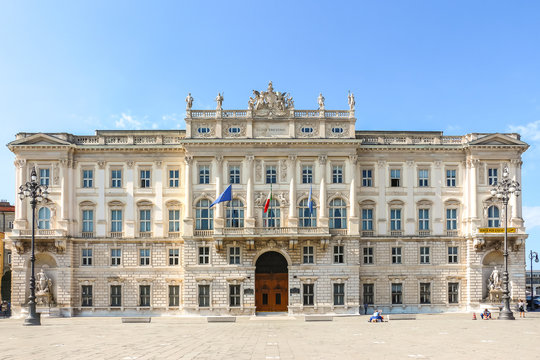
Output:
[
  {"xmin": 363, "ymin": 302, "xmax": 368, "ymax": 315},
  {"xmin": 518, "ymin": 299, "xmax": 525, "ymax": 318}
]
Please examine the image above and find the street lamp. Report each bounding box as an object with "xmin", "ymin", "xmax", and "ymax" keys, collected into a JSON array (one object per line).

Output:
[
  {"xmin": 529, "ymin": 251, "xmax": 539, "ymax": 306},
  {"xmin": 490, "ymin": 166, "xmax": 520, "ymax": 320},
  {"xmin": 18, "ymin": 166, "xmax": 49, "ymax": 326}
]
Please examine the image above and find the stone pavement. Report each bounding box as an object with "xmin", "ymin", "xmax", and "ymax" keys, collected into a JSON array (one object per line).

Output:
[{"xmin": 0, "ymin": 312, "xmax": 538, "ymax": 360}]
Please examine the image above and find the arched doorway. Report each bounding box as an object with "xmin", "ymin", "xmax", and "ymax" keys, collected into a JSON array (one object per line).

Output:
[
  {"xmin": 1, "ymin": 270, "xmax": 11, "ymax": 302},
  {"xmin": 255, "ymin": 251, "xmax": 288, "ymax": 312}
]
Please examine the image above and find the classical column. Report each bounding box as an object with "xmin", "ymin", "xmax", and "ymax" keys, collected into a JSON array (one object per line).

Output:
[
  {"xmin": 432, "ymin": 161, "xmax": 443, "ymax": 235},
  {"xmin": 184, "ymin": 156, "xmax": 193, "ymax": 218},
  {"xmin": 377, "ymin": 160, "xmax": 387, "ymax": 235},
  {"xmin": 214, "ymin": 156, "xmax": 224, "ymax": 219},
  {"xmin": 510, "ymin": 159, "xmax": 523, "ymax": 223},
  {"xmin": 245, "ymin": 155, "xmax": 255, "ymax": 225},
  {"xmin": 96, "ymin": 160, "xmax": 106, "ymax": 237},
  {"xmin": 318, "ymin": 155, "xmax": 327, "ymax": 224},
  {"xmin": 405, "ymin": 160, "xmax": 415, "ymax": 236},
  {"xmin": 153, "ymin": 160, "xmax": 163, "ymax": 237},
  {"xmin": 469, "ymin": 159, "xmax": 478, "ymax": 224},
  {"xmin": 125, "ymin": 160, "xmax": 135, "ymax": 238},
  {"xmin": 288, "ymin": 155, "xmax": 297, "ymax": 221},
  {"xmin": 14, "ymin": 159, "xmax": 27, "ymax": 224},
  {"xmin": 347, "ymin": 154, "xmax": 359, "ymax": 235}
]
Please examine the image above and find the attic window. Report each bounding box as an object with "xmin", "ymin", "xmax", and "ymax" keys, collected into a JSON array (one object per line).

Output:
[
  {"xmin": 197, "ymin": 127, "xmax": 210, "ymax": 134},
  {"xmin": 301, "ymin": 127, "xmax": 313, "ymax": 133},
  {"xmin": 332, "ymin": 127, "xmax": 344, "ymax": 134},
  {"xmin": 228, "ymin": 127, "xmax": 241, "ymax": 134}
]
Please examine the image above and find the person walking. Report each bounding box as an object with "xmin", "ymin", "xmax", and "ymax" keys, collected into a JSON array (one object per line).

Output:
[{"xmin": 518, "ymin": 299, "xmax": 525, "ymax": 318}]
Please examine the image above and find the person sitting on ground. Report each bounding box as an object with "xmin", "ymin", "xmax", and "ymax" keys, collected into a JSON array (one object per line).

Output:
[
  {"xmin": 480, "ymin": 308, "xmax": 492, "ymax": 320},
  {"xmin": 369, "ymin": 309, "xmax": 384, "ymax": 322}
]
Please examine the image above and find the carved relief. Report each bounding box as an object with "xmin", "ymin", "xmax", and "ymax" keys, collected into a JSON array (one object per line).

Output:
[
  {"xmin": 288, "ymin": 154, "xmax": 297, "ymax": 162},
  {"xmin": 277, "ymin": 192, "xmax": 289, "ymax": 206},
  {"xmin": 245, "ymin": 155, "xmax": 254, "ymax": 163},
  {"xmin": 97, "ymin": 160, "xmax": 106, "ymax": 169},
  {"xmin": 154, "ymin": 160, "xmax": 163, "ymax": 168},
  {"xmin": 318, "ymin": 155, "xmax": 327, "ymax": 165},
  {"xmin": 184, "ymin": 155, "xmax": 193, "ymax": 165},
  {"xmin": 478, "ymin": 162, "xmax": 486, "ymax": 184},
  {"xmin": 280, "ymin": 159, "xmax": 287, "ymax": 181},
  {"xmin": 194, "ymin": 123, "xmax": 216, "ymax": 138},
  {"xmin": 126, "ymin": 160, "xmax": 135, "ymax": 168},
  {"xmin": 223, "ymin": 122, "xmax": 246, "ymax": 138},
  {"xmin": 15, "ymin": 159, "xmax": 26, "ymax": 168},
  {"xmin": 255, "ymin": 160, "xmax": 262, "ymax": 182},
  {"xmin": 53, "ymin": 163, "xmax": 59, "ymax": 186},
  {"xmin": 326, "ymin": 122, "xmax": 349, "ymax": 138},
  {"xmin": 251, "ymin": 81, "xmax": 294, "ymax": 116},
  {"xmin": 378, "ymin": 160, "xmax": 386, "ymax": 168},
  {"xmin": 349, "ymin": 154, "xmax": 358, "ymax": 164},
  {"xmin": 296, "ymin": 122, "xmax": 319, "ymax": 138}
]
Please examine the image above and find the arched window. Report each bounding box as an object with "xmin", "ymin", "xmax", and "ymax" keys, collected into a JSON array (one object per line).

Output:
[
  {"xmin": 487, "ymin": 205, "xmax": 500, "ymax": 227},
  {"xmin": 226, "ymin": 199, "xmax": 244, "ymax": 228},
  {"xmin": 38, "ymin": 207, "xmax": 51, "ymax": 229},
  {"xmin": 298, "ymin": 198, "xmax": 317, "ymax": 227},
  {"xmin": 196, "ymin": 199, "xmax": 214, "ymax": 230},
  {"xmin": 329, "ymin": 198, "xmax": 347, "ymax": 229},
  {"xmin": 263, "ymin": 199, "xmax": 280, "ymax": 228}
]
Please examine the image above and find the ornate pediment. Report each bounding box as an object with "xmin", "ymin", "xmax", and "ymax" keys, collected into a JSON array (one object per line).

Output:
[
  {"xmin": 468, "ymin": 133, "xmax": 528, "ymax": 147},
  {"xmin": 9, "ymin": 133, "xmax": 72, "ymax": 147},
  {"xmin": 248, "ymin": 81, "xmax": 294, "ymax": 116}
]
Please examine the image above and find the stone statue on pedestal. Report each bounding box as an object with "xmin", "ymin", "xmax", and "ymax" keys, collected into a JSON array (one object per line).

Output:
[
  {"xmin": 185, "ymin": 93, "xmax": 193, "ymax": 110},
  {"xmin": 348, "ymin": 91, "xmax": 355, "ymax": 111},
  {"xmin": 215, "ymin": 93, "xmax": 224, "ymax": 110},
  {"xmin": 36, "ymin": 267, "xmax": 54, "ymax": 306}
]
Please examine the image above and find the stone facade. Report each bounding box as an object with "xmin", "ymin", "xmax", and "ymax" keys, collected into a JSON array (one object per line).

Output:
[{"xmin": 5, "ymin": 83, "xmax": 529, "ymax": 316}]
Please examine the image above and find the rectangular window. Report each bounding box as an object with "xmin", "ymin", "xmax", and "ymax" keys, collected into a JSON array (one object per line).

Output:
[
  {"xmin": 229, "ymin": 165, "xmax": 241, "ymax": 184},
  {"xmin": 332, "ymin": 165, "xmax": 343, "ymax": 184},
  {"xmin": 420, "ymin": 246, "xmax": 430, "ymax": 264},
  {"xmin": 82, "ymin": 248, "xmax": 92, "ymax": 266},
  {"xmin": 111, "ymin": 169, "xmax": 122, "ymax": 188},
  {"xmin": 362, "ymin": 169, "xmax": 373, "ymax": 187},
  {"xmin": 110, "ymin": 285, "xmax": 122, "ymax": 307},
  {"xmin": 199, "ymin": 165, "xmax": 210, "ymax": 184},
  {"xmin": 81, "ymin": 285, "xmax": 93, "ymax": 307},
  {"xmin": 139, "ymin": 248, "xmax": 150, "ymax": 266},
  {"xmin": 391, "ymin": 283, "xmax": 403, "ymax": 304},
  {"xmin": 169, "ymin": 209, "xmax": 180, "ymax": 233},
  {"xmin": 418, "ymin": 169, "xmax": 429, "ymax": 187},
  {"xmin": 488, "ymin": 168, "xmax": 498, "ymax": 185},
  {"xmin": 418, "ymin": 209, "xmax": 430, "ymax": 231},
  {"xmin": 448, "ymin": 246, "xmax": 458, "ymax": 264},
  {"xmin": 390, "ymin": 209, "xmax": 402, "ymax": 231},
  {"xmin": 199, "ymin": 246, "xmax": 210, "ymax": 265},
  {"xmin": 111, "ymin": 209, "xmax": 122, "ymax": 233},
  {"xmin": 229, "ymin": 246, "xmax": 240, "ymax": 265},
  {"xmin": 169, "ymin": 248, "xmax": 180, "ymax": 266},
  {"xmin": 82, "ymin": 169, "xmax": 93, "ymax": 188},
  {"xmin": 363, "ymin": 284, "xmax": 374, "ymax": 305},
  {"xmin": 39, "ymin": 168, "xmax": 50, "ymax": 186},
  {"xmin": 448, "ymin": 282, "xmax": 459, "ymax": 304},
  {"xmin": 446, "ymin": 169, "xmax": 456, "ymax": 187},
  {"xmin": 111, "ymin": 248, "xmax": 121, "ymax": 266},
  {"xmin": 229, "ymin": 284, "xmax": 241, "ymax": 307},
  {"xmin": 363, "ymin": 247, "xmax": 374, "ymax": 264},
  {"xmin": 420, "ymin": 283, "xmax": 431, "ymax": 304},
  {"xmin": 446, "ymin": 209, "xmax": 457, "ymax": 230},
  {"xmin": 139, "ymin": 209, "xmax": 151, "ymax": 233},
  {"xmin": 82, "ymin": 209, "xmax": 94, "ymax": 233},
  {"xmin": 302, "ymin": 165, "xmax": 313, "ymax": 184},
  {"xmin": 390, "ymin": 169, "xmax": 401, "ymax": 187},
  {"xmin": 392, "ymin": 247, "xmax": 402, "ymax": 264},
  {"xmin": 139, "ymin": 285, "xmax": 151, "ymax": 307},
  {"xmin": 362, "ymin": 209, "xmax": 373, "ymax": 231},
  {"xmin": 198, "ymin": 284, "xmax": 210, "ymax": 307},
  {"xmin": 169, "ymin": 169, "xmax": 180, "ymax": 187},
  {"xmin": 303, "ymin": 246, "xmax": 314, "ymax": 264},
  {"xmin": 333, "ymin": 283, "xmax": 345, "ymax": 306},
  {"xmin": 169, "ymin": 285, "xmax": 180, "ymax": 307},
  {"xmin": 140, "ymin": 169, "xmax": 151, "ymax": 188},
  {"xmin": 303, "ymin": 284, "xmax": 314, "ymax": 306},
  {"xmin": 333, "ymin": 245, "xmax": 344, "ymax": 264},
  {"xmin": 266, "ymin": 165, "xmax": 277, "ymax": 184}
]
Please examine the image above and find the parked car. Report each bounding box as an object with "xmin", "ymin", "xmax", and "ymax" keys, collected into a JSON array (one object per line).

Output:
[{"xmin": 527, "ymin": 296, "xmax": 540, "ymax": 310}]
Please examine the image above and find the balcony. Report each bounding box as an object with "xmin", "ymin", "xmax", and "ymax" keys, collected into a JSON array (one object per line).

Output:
[
  {"xmin": 138, "ymin": 232, "xmax": 152, "ymax": 238},
  {"xmin": 418, "ymin": 230, "xmax": 431, "ymax": 237},
  {"xmin": 361, "ymin": 231, "xmax": 375, "ymax": 237},
  {"xmin": 195, "ymin": 226, "xmax": 329, "ymax": 238},
  {"xmin": 329, "ymin": 228, "xmax": 347, "ymax": 235},
  {"xmin": 194, "ymin": 229, "xmax": 213, "ymax": 237},
  {"xmin": 81, "ymin": 232, "xmax": 94, "ymax": 238},
  {"xmin": 167, "ymin": 232, "xmax": 181, "ymax": 238},
  {"xmin": 390, "ymin": 230, "xmax": 403, "ymax": 237},
  {"xmin": 13, "ymin": 229, "xmax": 66, "ymax": 238},
  {"xmin": 108, "ymin": 232, "xmax": 123, "ymax": 238},
  {"xmin": 446, "ymin": 230, "xmax": 459, "ymax": 237}
]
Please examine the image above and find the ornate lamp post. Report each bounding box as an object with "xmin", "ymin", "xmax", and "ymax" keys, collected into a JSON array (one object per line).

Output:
[
  {"xmin": 490, "ymin": 166, "xmax": 520, "ymax": 320},
  {"xmin": 18, "ymin": 166, "xmax": 49, "ymax": 326},
  {"xmin": 529, "ymin": 251, "xmax": 539, "ymax": 305}
]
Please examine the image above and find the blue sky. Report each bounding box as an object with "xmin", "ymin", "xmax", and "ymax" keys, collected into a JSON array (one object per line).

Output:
[{"xmin": 1, "ymin": 1, "xmax": 539, "ymax": 255}]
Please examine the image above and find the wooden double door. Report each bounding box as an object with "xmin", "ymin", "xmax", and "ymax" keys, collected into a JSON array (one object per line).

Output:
[{"xmin": 255, "ymin": 273, "xmax": 288, "ymax": 312}]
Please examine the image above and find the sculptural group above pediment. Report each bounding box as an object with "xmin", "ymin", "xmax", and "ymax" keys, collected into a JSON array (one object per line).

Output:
[{"xmin": 248, "ymin": 81, "xmax": 294, "ymax": 117}]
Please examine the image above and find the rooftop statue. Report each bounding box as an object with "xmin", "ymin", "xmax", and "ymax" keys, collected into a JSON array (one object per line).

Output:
[
  {"xmin": 348, "ymin": 91, "xmax": 355, "ymax": 111},
  {"xmin": 318, "ymin": 93, "xmax": 325, "ymax": 110},
  {"xmin": 186, "ymin": 93, "xmax": 193, "ymax": 110},
  {"xmin": 251, "ymin": 81, "xmax": 294, "ymax": 114},
  {"xmin": 215, "ymin": 93, "xmax": 224, "ymax": 110}
]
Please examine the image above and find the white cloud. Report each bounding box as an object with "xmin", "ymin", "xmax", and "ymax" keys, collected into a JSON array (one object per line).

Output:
[
  {"xmin": 523, "ymin": 206, "xmax": 540, "ymax": 231},
  {"xmin": 509, "ymin": 120, "xmax": 540, "ymax": 142},
  {"xmin": 114, "ymin": 113, "xmax": 143, "ymax": 129}
]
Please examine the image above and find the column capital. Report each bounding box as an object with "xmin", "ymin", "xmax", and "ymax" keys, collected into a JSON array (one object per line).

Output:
[
  {"xmin": 318, "ymin": 155, "xmax": 327, "ymax": 165},
  {"xmin": 245, "ymin": 155, "xmax": 255, "ymax": 163},
  {"xmin": 215, "ymin": 155, "xmax": 224, "ymax": 164},
  {"xmin": 348, "ymin": 154, "xmax": 358, "ymax": 164},
  {"xmin": 288, "ymin": 154, "xmax": 297, "ymax": 162},
  {"xmin": 14, "ymin": 159, "xmax": 26, "ymax": 168},
  {"xmin": 97, "ymin": 160, "xmax": 106, "ymax": 169},
  {"xmin": 184, "ymin": 155, "xmax": 193, "ymax": 166}
]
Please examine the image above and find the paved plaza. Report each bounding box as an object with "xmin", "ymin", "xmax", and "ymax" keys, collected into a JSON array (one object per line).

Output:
[{"xmin": 0, "ymin": 312, "xmax": 538, "ymax": 360}]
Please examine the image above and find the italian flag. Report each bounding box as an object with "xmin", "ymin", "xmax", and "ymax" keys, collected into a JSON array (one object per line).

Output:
[{"xmin": 264, "ymin": 185, "xmax": 272, "ymax": 213}]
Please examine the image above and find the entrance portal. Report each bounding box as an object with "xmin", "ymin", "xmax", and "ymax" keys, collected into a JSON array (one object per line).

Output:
[{"xmin": 255, "ymin": 251, "xmax": 288, "ymax": 312}]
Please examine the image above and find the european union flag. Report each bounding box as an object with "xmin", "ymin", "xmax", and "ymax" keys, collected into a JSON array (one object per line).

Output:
[
  {"xmin": 308, "ymin": 185, "xmax": 314, "ymax": 214},
  {"xmin": 210, "ymin": 184, "xmax": 232, "ymax": 208}
]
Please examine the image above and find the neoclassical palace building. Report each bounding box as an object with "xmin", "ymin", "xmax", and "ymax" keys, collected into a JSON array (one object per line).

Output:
[{"xmin": 6, "ymin": 83, "xmax": 529, "ymax": 317}]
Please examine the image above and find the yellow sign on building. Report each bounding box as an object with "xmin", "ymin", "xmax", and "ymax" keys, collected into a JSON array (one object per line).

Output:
[{"xmin": 478, "ymin": 227, "xmax": 517, "ymax": 234}]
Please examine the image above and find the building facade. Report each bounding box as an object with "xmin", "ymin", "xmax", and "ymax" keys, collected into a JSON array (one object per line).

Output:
[
  {"xmin": 1, "ymin": 200, "xmax": 15, "ymax": 302},
  {"xmin": 6, "ymin": 83, "xmax": 529, "ymax": 317}
]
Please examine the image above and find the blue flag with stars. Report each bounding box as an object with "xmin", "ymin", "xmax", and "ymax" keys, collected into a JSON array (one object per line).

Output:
[{"xmin": 210, "ymin": 184, "xmax": 232, "ymax": 208}]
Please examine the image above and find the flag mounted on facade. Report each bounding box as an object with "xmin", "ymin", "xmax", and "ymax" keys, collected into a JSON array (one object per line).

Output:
[
  {"xmin": 308, "ymin": 184, "xmax": 314, "ymax": 214},
  {"xmin": 210, "ymin": 184, "xmax": 232, "ymax": 208},
  {"xmin": 264, "ymin": 185, "xmax": 272, "ymax": 213}
]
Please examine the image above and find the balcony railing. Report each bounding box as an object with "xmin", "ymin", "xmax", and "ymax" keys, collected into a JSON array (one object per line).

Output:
[
  {"xmin": 138, "ymin": 232, "xmax": 152, "ymax": 238},
  {"xmin": 329, "ymin": 228, "xmax": 348, "ymax": 235},
  {"xmin": 81, "ymin": 232, "xmax": 94, "ymax": 238},
  {"xmin": 446, "ymin": 230, "xmax": 459, "ymax": 237},
  {"xmin": 19, "ymin": 229, "xmax": 56, "ymax": 236},
  {"xmin": 223, "ymin": 227, "xmax": 246, "ymax": 235},
  {"xmin": 390, "ymin": 230, "xmax": 403, "ymax": 237},
  {"xmin": 194, "ymin": 229, "xmax": 213, "ymax": 237},
  {"xmin": 255, "ymin": 227, "xmax": 295, "ymax": 234},
  {"xmin": 108, "ymin": 232, "xmax": 123, "ymax": 238},
  {"xmin": 297, "ymin": 227, "xmax": 321, "ymax": 234},
  {"xmin": 418, "ymin": 230, "xmax": 431, "ymax": 237},
  {"xmin": 167, "ymin": 232, "xmax": 181, "ymax": 238},
  {"xmin": 361, "ymin": 231, "xmax": 375, "ymax": 237}
]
